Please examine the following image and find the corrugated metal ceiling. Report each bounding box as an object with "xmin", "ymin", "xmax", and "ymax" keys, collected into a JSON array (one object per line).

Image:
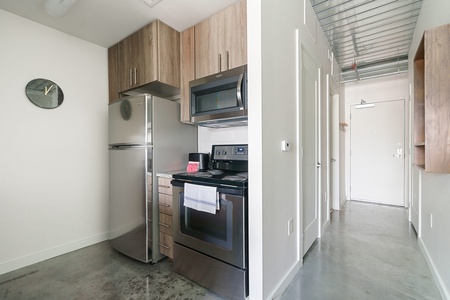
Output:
[{"xmin": 310, "ymin": 0, "xmax": 423, "ymax": 82}]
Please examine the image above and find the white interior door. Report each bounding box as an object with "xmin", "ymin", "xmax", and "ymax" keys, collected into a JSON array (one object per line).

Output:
[
  {"xmin": 330, "ymin": 94, "xmax": 340, "ymax": 210},
  {"xmin": 350, "ymin": 99, "xmax": 405, "ymax": 206},
  {"xmin": 302, "ymin": 48, "xmax": 320, "ymax": 256}
]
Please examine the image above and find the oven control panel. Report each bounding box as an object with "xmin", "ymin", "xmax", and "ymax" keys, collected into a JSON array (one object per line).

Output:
[{"xmin": 212, "ymin": 144, "xmax": 248, "ymax": 161}]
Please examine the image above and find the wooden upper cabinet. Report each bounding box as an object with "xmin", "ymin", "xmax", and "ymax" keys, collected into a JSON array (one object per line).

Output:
[
  {"xmin": 413, "ymin": 23, "xmax": 450, "ymax": 173},
  {"xmin": 194, "ymin": 0, "xmax": 247, "ymax": 79},
  {"xmin": 108, "ymin": 20, "xmax": 180, "ymax": 102},
  {"xmin": 107, "ymin": 44, "xmax": 119, "ymax": 103},
  {"xmin": 117, "ymin": 30, "xmax": 145, "ymax": 93},
  {"xmin": 143, "ymin": 20, "xmax": 181, "ymax": 88},
  {"xmin": 180, "ymin": 27, "xmax": 195, "ymax": 123}
]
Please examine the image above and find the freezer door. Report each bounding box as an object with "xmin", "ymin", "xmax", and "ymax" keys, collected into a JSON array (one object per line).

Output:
[
  {"xmin": 108, "ymin": 95, "xmax": 152, "ymax": 145},
  {"xmin": 109, "ymin": 146, "xmax": 152, "ymax": 263}
]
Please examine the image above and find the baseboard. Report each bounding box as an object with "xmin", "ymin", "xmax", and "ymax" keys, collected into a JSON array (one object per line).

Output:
[
  {"xmin": 418, "ymin": 237, "xmax": 450, "ymax": 300},
  {"xmin": 322, "ymin": 219, "xmax": 330, "ymax": 235},
  {"xmin": 340, "ymin": 198, "xmax": 347, "ymax": 209},
  {"xmin": 270, "ymin": 260, "xmax": 302, "ymax": 300},
  {"xmin": 0, "ymin": 232, "xmax": 109, "ymax": 276}
]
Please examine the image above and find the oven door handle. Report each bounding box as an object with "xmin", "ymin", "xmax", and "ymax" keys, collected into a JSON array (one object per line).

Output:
[{"xmin": 236, "ymin": 74, "xmax": 244, "ymax": 111}]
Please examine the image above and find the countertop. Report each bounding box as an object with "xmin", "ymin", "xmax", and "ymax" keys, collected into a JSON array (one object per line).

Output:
[{"xmin": 155, "ymin": 169, "xmax": 185, "ymax": 179}]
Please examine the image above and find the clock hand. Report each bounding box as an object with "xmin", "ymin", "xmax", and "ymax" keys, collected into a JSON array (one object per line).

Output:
[{"xmin": 44, "ymin": 84, "xmax": 54, "ymax": 96}]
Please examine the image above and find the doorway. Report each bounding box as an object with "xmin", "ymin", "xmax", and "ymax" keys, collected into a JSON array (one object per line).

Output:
[
  {"xmin": 301, "ymin": 47, "xmax": 320, "ymax": 256},
  {"xmin": 350, "ymin": 99, "xmax": 405, "ymax": 206},
  {"xmin": 327, "ymin": 75, "xmax": 340, "ymax": 212}
]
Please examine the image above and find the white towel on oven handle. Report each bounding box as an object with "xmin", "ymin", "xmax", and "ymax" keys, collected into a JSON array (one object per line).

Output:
[{"xmin": 184, "ymin": 183, "xmax": 218, "ymax": 214}]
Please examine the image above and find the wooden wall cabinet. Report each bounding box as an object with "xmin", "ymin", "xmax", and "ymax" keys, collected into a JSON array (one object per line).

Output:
[
  {"xmin": 179, "ymin": 0, "xmax": 247, "ymax": 122},
  {"xmin": 157, "ymin": 176, "xmax": 174, "ymax": 259},
  {"xmin": 108, "ymin": 20, "xmax": 180, "ymax": 102},
  {"xmin": 413, "ymin": 23, "xmax": 450, "ymax": 173},
  {"xmin": 194, "ymin": 0, "xmax": 247, "ymax": 78},
  {"xmin": 180, "ymin": 27, "xmax": 195, "ymax": 123}
]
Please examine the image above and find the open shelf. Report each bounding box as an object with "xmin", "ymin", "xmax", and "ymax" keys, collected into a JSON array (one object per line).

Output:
[{"xmin": 413, "ymin": 23, "xmax": 450, "ymax": 173}]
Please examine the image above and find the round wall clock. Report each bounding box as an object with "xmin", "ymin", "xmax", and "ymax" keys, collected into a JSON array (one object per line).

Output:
[{"xmin": 25, "ymin": 78, "xmax": 64, "ymax": 109}]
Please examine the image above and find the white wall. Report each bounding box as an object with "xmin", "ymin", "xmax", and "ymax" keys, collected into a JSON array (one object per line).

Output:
[
  {"xmin": 0, "ymin": 10, "xmax": 109, "ymax": 275},
  {"xmin": 197, "ymin": 126, "xmax": 248, "ymax": 153},
  {"xmin": 408, "ymin": 0, "xmax": 450, "ymax": 298},
  {"xmin": 247, "ymin": 0, "xmax": 340, "ymax": 298},
  {"xmin": 344, "ymin": 73, "xmax": 410, "ymax": 203}
]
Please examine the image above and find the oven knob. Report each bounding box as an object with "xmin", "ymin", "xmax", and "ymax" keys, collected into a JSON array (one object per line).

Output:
[
  {"xmin": 222, "ymin": 150, "xmax": 227, "ymax": 155},
  {"xmin": 216, "ymin": 150, "xmax": 221, "ymax": 155}
]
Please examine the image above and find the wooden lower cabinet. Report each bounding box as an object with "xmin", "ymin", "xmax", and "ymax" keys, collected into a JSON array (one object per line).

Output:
[{"xmin": 157, "ymin": 176, "xmax": 174, "ymax": 259}]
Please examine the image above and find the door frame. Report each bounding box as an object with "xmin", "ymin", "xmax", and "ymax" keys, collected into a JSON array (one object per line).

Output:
[
  {"xmin": 300, "ymin": 43, "xmax": 322, "ymax": 256},
  {"xmin": 326, "ymin": 74, "xmax": 340, "ymax": 219},
  {"xmin": 349, "ymin": 98, "xmax": 406, "ymax": 206}
]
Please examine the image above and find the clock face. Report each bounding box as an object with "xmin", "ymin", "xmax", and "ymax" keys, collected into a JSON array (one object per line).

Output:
[{"xmin": 25, "ymin": 78, "xmax": 64, "ymax": 109}]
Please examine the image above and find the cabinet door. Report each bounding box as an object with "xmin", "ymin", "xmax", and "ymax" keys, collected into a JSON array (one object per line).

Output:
[
  {"xmin": 108, "ymin": 44, "xmax": 119, "ymax": 102},
  {"xmin": 142, "ymin": 22, "xmax": 158, "ymax": 85},
  {"xmin": 195, "ymin": 15, "xmax": 221, "ymax": 78},
  {"xmin": 222, "ymin": 0, "xmax": 247, "ymax": 70},
  {"xmin": 194, "ymin": 0, "xmax": 247, "ymax": 78},
  {"xmin": 180, "ymin": 27, "xmax": 195, "ymax": 123},
  {"xmin": 156, "ymin": 20, "xmax": 180, "ymax": 88},
  {"xmin": 117, "ymin": 30, "xmax": 145, "ymax": 92}
]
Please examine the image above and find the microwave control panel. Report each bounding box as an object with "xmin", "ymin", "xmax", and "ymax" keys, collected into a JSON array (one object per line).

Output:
[{"xmin": 212, "ymin": 145, "xmax": 248, "ymax": 161}]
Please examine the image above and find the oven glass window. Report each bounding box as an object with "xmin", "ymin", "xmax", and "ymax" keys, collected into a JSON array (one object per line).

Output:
[{"xmin": 179, "ymin": 193, "xmax": 233, "ymax": 250}]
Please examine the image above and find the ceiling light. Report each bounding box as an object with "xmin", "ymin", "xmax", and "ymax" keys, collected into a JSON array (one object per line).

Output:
[
  {"xmin": 142, "ymin": 0, "xmax": 163, "ymax": 8},
  {"xmin": 355, "ymin": 100, "xmax": 375, "ymax": 109},
  {"xmin": 44, "ymin": 0, "xmax": 78, "ymax": 18}
]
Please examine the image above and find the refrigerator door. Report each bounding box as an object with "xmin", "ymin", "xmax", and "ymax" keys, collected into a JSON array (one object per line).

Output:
[
  {"xmin": 108, "ymin": 95, "xmax": 152, "ymax": 146},
  {"xmin": 109, "ymin": 146, "xmax": 152, "ymax": 263}
]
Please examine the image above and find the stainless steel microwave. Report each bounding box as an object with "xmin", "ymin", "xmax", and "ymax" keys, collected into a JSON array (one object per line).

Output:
[{"xmin": 190, "ymin": 65, "xmax": 247, "ymax": 128}]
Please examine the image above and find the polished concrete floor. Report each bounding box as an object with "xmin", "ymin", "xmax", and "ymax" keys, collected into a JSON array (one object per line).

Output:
[
  {"xmin": 280, "ymin": 201, "xmax": 441, "ymax": 300},
  {"xmin": 0, "ymin": 201, "xmax": 441, "ymax": 300}
]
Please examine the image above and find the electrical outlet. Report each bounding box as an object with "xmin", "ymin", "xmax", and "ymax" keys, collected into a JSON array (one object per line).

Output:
[
  {"xmin": 288, "ymin": 218, "xmax": 293, "ymax": 236},
  {"xmin": 430, "ymin": 213, "xmax": 433, "ymax": 228}
]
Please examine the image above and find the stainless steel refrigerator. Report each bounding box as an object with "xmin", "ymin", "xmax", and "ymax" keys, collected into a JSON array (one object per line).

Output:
[{"xmin": 108, "ymin": 94, "xmax": 197, "ymax": 263}]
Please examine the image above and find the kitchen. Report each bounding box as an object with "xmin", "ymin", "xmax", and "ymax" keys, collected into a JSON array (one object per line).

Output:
[{"xmin": 1, "ymin": 1, "xmax": 450, "ymax": 300}]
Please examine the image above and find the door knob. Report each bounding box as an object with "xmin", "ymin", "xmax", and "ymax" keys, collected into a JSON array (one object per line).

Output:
[{"xmin": 317, "ymin": 162, "xmax": 322, "ymax": 168}]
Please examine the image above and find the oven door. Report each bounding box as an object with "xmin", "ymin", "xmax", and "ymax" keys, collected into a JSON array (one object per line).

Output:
[{"xmin": 172, "ymin": 183, "xmax": 247, "ymax": 269}]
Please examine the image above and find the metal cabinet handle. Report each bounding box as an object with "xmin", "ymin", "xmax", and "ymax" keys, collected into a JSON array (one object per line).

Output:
[
  {"xmin": 134, "ymin": 68, "xmax": 137, "ymax": 85},
  {"xmin": 129, "ymin": 69, "xmax": 132, "ymax": 86},
  {"xmin": 158, "ymin": 243, "xmax": 170, "ymax": 249},
  {"xmin": 218, "ymin": 54, "xmax": 222, "ymax": 73},
  {"xmin": 159, "ymin": 222, "xmax": 170, "ymax": 228},
  {"xmin": 226, "ymin": 50, "xmax": 230, "ymax": 70},
  {"xmin": 331, "ymin": 158, "xmax": 336, "ymax": 162},
  {"xmin": 159, "ymin": 203, "xmax": 171, "ymax": 208},
  {"xmin": 158, "ymin": 185, "xmax": 171, "ymax": 189}
]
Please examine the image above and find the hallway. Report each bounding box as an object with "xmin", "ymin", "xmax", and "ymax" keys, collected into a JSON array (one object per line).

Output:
[
  {"xmin": 0, "ymin": 201, "xmax": 440, "ymax": 299},
  {"xmin": 281, "ymin": 201, "xmax": 441, "ymax": 299}
]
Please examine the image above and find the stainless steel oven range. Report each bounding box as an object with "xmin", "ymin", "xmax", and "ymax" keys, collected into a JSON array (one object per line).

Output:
[{"xmin": 172, "ymin": 144, "xmax": 248, "ymax": 300}]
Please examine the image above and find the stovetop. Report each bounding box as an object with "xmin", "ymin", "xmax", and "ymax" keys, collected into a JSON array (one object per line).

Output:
[
  {"xmin": 173, "ymin": 144, "xmax": 248, "ymax": 188},
  {"xmin": 172, "ymin": 170, "xmax": 248, "ymax": 188}
]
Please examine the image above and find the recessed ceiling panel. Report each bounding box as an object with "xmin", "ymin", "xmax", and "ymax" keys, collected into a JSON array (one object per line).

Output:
[{"xmin": 309, "ymin": 0, "xmax": 423, "ymax": 82}]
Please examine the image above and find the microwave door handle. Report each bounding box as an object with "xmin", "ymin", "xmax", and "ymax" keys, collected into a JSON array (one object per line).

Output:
[{"xmin": 236, "ymin": 74, "xmax": 244, "ymax": 110}]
